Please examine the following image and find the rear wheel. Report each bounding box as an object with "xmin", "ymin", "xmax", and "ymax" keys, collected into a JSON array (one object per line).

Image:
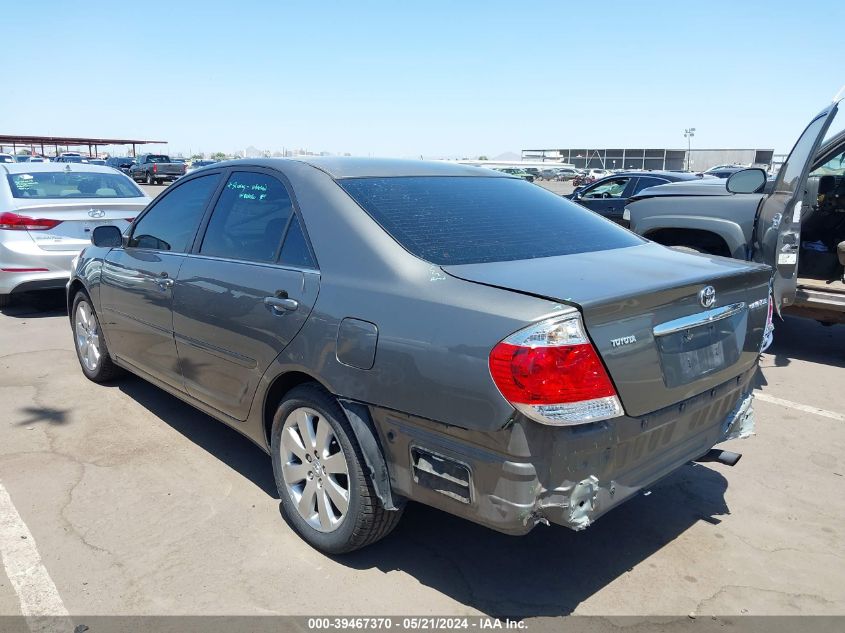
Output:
[
  {"xmin": 72, "ymin": 292, "xmax": 122, "ymax": 382},
  {"xmin": 271, "ymin": 384, "xmax": 403, "ymax": 554},
  {"xmin": 146, "ymin": 172, "xmax": 154, "ymax": 185}
]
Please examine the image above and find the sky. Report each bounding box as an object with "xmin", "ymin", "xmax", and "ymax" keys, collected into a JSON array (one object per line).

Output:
[{"xmin": 2, "ymin": 0, "xmax": 844, "ymax": 158}]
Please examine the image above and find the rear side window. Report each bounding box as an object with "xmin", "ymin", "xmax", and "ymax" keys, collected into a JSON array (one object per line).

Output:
[
  {"xmin": 632, "ymin": 176, "xmax": 669, "ymax": 194},
  {"xmin": 279, "ymin": 216, "xmax": 316, "ymax": 268},
  {"xmin": 339, "ymin": 176, "xmax": 643, "ymax": 265},
  {"xmin": 129, "ymin": 174, "xmax": 220, "ymax": 252},
  {"xmin": 200, "ymin": 172, "xmax": 293, "ymax": 262}
]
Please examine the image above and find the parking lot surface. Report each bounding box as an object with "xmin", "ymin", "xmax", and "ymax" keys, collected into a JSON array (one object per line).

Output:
[{"xmin": 1, "ymin": 279, "xmax": 844, "ymax": 621}]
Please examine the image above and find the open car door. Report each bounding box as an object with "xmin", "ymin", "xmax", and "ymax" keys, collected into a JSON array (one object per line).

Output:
[{"xmin": 753, "ymin": 99, "xmax": 841, "ymax": 313}]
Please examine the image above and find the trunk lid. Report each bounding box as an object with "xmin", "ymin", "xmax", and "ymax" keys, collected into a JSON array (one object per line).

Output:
[
  {"xmin": 444, "ymin": 242, "xmax": 772, "ymax": 417},
  {"xmin": 13, "ymin": 201, "xmax": 148, "ymax": 251}
]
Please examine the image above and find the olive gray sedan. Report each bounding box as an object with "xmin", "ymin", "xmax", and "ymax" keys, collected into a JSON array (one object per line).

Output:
[{"xmin": 68, "ymin": 158, "xmax": 771, "ymax": 553}]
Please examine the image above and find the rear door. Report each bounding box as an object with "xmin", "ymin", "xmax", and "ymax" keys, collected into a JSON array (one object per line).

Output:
[
  {"xmin": 99, "ymin": 172, "xmax": 223, "ymax": 389},
  {"xmin": 753, "ymin": 102, "xmax": 840, "ymax": 311},
  {"xmin": 172, "ymin": 169, "xmax": 319, "ymax": 420}
]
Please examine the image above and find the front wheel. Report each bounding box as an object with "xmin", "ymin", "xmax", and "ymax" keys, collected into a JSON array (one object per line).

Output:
[
  {"xmin": 72, "ymin": 292, "xmax": 122, "ymax": 382},
  {"xmin": 271, "ymin": 384, "xmax": 403, "ymax": 554}
]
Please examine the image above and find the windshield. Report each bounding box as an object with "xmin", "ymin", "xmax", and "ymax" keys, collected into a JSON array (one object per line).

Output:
[
  {"xmin": 7, "ymin": 171, "xmax": 145, "ymax": 199},
  {"xmin": 339, "ymin": 176, "xmax": 644, "ymax": 265}
]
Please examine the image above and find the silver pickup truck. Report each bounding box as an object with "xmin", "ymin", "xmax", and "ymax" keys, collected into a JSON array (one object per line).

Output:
[
  {"xmin": 625, "ymin": 92, "xmax": 845, "ymax": 325},
  {"xmin": 128, "ymin": 153, "xmax": 186, "ymax": 185}
]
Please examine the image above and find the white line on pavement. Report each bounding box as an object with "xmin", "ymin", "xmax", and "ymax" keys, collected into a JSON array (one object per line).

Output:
[
  {"xmin": 0, "ymin": 481, "xmax": 73, "ymax": 633},
  {"xmin": 755, "ymin": 391, "xmax": 845, "ymax": 422}
]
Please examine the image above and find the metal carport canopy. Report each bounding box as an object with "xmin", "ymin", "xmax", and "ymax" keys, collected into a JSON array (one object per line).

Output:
[{"xmin": 0, "ymin": 135, "xmax": 166, "ymax": 156}]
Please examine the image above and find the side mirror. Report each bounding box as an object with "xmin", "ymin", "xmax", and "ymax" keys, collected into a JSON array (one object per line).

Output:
[
  {"xmin": 726, "ymin": 168, "xmax": 767, "ymax": 194},
  {"xmin": 92, "ymin": 225, "xmax": 123, "ymax": 248}
]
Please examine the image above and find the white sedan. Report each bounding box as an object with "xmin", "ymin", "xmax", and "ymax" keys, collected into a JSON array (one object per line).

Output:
[{"xmin": 0, "ymin": 162, "xmax": 151, "ymax": 307}]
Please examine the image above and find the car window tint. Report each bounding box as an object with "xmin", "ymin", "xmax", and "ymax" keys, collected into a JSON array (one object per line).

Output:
[
  {"xmin": 632, "ymin": 176, "xmax": 669, "ymax": 194},
  {"xmin": 583, "ymin": 177, "xmax": 630, "ymax": 198},
  {"xmin": 279, "ymin": 215, "xmax": 316, "ymax": 268},
  {"xmin": 340, "ymin": 176, "xmax": 644, "ymax": 265},
  {"xmin": 129, "ymin": 174, "xmax": 220, "ymax": 252},
  {"xmin": 200, "ymin": 172, "xmax": 293, "ymax": 262}
]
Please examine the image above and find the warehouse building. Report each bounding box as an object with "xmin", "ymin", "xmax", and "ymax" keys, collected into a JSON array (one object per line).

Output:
[{"xmin": 521, "ymin": 148, "xmax": 774, "ymax": 172}]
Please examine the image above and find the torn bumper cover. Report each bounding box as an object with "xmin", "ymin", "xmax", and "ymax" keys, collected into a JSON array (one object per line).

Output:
[{"xmin": 372, "ymin": 367, "xmax": 756, "ymax": 535}]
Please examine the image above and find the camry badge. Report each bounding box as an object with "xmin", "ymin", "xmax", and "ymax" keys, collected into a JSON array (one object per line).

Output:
[
  {"xmin": 699, "ymin": 286, "xmax": 716, "ymax": 308},
  {"xmin": 88, "ymin": 209, "xmax": 105, "ymax": 218}
]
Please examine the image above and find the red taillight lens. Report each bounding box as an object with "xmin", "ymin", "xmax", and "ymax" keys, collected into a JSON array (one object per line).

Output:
[
  {"xmin": 489, "ymin": 314, "xmax": 623, "ymax": 425},
  {"xmin": 153, "ymin": 163, "xmax": 158, "ymax": 173},
  {"xmin": 0, "ymin": 212, "xmax": 62, "ymax": 231}
]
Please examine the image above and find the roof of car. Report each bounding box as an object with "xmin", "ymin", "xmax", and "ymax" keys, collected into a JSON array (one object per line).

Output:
[
  {"xmin": 0, "ymin": 162, "xmax": 124, "ymax": 175},
  {"xmin": 598, "ymin": 170, "xmax": 700, "ymax": 181},
  {"xmin": 209, "ymin": 157, "xmax": 512, "ymax": 179}
]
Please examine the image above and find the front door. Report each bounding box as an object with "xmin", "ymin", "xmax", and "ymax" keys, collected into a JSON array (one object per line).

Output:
[
  {"xmin": 575, "ymin": 176, "xmax": 633, "ymax": 222},
  {"xmin": 753, "ymin": 102, "xmax": 840, "ymax": 312},
  {"xmin": 172, "ymin": 170, "xmax": 319, "ymax": 420},
  {"xmin": 99, "ymin": 172, "xmax": 223, "ymax": 388}
]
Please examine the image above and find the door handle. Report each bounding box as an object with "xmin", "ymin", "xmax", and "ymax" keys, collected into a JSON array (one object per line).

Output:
[
  {"xmin": 154, "ymin": 271, "xmax": 174, "ymax": 290},
  {"xmin": 264, "ymin": 296, "xmax": 298, "ymax": 313}
]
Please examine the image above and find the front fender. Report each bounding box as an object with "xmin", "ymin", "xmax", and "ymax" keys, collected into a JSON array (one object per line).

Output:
[{"xmin": 636, "ymin": 214, "xmax": 748, "ymax": 258}]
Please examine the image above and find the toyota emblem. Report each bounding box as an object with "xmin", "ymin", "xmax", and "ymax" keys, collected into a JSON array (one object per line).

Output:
[
  {"xmin": 699, "ymin": 286, "xmax": 716, "ymax": 308},
  {"xmin": 88, "ymin": 209, "xmax": 105, "ymax": 218}
]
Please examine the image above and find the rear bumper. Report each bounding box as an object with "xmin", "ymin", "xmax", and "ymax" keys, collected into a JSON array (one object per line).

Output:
[
  {"xmin": 0, "ymin": 237, "xmax": 77, "ymax": 294},
  {"xmin": 371, "ymin": 367, "xmax": 756, "ymax": 534}
]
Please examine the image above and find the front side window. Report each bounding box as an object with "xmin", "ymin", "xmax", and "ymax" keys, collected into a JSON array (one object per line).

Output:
[
  {"xmin": 200, "ymin": 172, "xmax": 293, "ymax": 262},
  {"xmin": 340, "ymin": 176, "xmax": 643, "ymax": 265},
  {"xmin": 7, "ymin": 171, "xmax": 144, "ymax": 198},
  {"xmin": 129, "ymin": 174, "xmax": 220, "ymax": 252},
  {"xmin": 775, "ymin": 114, "xmax": 831, "ymax": 195},
  {"xmin": 583, "ymin": 177, "xmax": 630, "ymax": 199}
]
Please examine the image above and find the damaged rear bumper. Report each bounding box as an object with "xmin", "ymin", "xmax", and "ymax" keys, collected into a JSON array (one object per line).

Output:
[{"xmin": 370, "ymin": 367, "xmax": 756, "ymax": 535}]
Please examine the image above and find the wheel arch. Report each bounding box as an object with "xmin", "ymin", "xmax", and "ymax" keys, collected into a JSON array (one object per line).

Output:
[
  {"xmin": 66, "ymin": 278, "xmax": 88, "ymax": 317},
  {"xmin": 262, "ymin": 370, "xmax": 400, "ymax": 511},
  {"xmin": 635, "ymin": 215, "xmax": 748, "ymax": 259}
]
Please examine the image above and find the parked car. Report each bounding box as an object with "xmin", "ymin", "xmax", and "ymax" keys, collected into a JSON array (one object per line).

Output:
[
  {"xmin": 567, "ymin": 171, "xmax": 701, "ymax": 225},
  {"xmin": 496, "ymin": 167, "xmax": 534, "ymax": 182},
  {"xmin": 87, "ymin": 159, "xmax": 106, "ymax": 166},
  {"xmin": 586, "ymin": 168, "xmax": 611, "ymax": 180},
  {"xmin": 54, "ymin": 155, "xmax": 85, "ymax": 163},
  {"xmin": 700, "ymin": 166, "xmax": 745, "ymax": 179},
  {"xmin": 105, "ymin": 156, "xmax": 135, "ymax": 174},
  {"xmin": 129, "ymin": 154, "xmax": 187, "ymax": 185},
  {"xmin": 14, "ymin": 155, "xmax": 32, "ymax": 163},
  {"xmin": 69, "ymin": 158, "xmax": 768, "ymax": 553},
  {"xmin": 0, "ymin": 154, "xmax": 17, "ymax": 163},
  {"xmin": 0, "ymin": 163, "xmax": 150, "ymax": 307},
  {"xmin": 27, "ymin": 156, "xmax": 48, "ymax": 163},
  {"xmin": 185, "ymin": 159, "xmax": 217, "ymax": 174},
  {"xmin": 625, "ymin": 93, "xmax": 844, "ymax": 325},
  {"xmin": 540, "ymin": 166, "xmax": 579, "ymax": 181}
]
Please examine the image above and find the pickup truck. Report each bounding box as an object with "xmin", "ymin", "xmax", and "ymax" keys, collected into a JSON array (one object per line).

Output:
[
  {"xmin": 128, "ymin": 154, "xmax": 186, "ymax": 185},
  {"xmin": 625, "ymin": 91, "xmax": 845, "ymax": 326}
]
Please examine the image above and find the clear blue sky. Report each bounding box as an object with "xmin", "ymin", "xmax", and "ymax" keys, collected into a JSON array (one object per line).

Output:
[{"xmin": 2, "ymin": 0, "xmax": 843, "ymax": 157}]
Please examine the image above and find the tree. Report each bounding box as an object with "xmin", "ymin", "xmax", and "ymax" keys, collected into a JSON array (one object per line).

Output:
[
  {"xmin": 211, "ymin": 152, "xmax": 227, "ymax": 160},
  {"xmin": 191, "ymin": 153, "xmax": 205, "ymax": 161},
  {"xmin": 478, "ymin": 155, "xmax": 488, "ymax": 161}
]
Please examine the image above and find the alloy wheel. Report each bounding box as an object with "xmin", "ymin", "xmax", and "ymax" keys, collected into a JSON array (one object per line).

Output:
[
  {"xmin": 74, "ymin": 301, "xmax": 101, "ymax": 372},
  {"xmin": 281, "ymin": 407, "xmax": 351, "ymax": 532}
]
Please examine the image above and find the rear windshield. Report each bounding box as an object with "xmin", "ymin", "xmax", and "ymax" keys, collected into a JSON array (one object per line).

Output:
[
  {"xmin": 339, "ymin": 176, "xmax": 643, "ymax": 265},
  {"xmin": 147, "ymin": 155, "xmax": 170, "ymax": 163},
  {"xmin": 7, "ymin": 172, "xmax": 144, "ymax": 199}
]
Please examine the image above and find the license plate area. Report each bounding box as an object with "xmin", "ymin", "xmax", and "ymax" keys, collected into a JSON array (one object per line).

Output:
[{"xmin": 655, "ymin": 310, "xmax": 746, "ymax": 388}]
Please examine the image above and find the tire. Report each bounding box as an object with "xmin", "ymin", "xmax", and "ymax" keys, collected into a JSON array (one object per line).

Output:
[
  {"xmin": 271, "ymin": 384, "xmax": 403, "ymax": 554},
  {"xmin": 146, "ymin": 172, "xmax": 154, "ymax": 185},
  {"xmin": 71, "ymin": 291, "xmax": 123, "ymax": 382}
]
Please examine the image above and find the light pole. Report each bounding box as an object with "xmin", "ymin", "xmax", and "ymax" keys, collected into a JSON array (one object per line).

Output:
[{"xmin": 684, "ymin": 127, "xmax": 696, "ymax": 171}]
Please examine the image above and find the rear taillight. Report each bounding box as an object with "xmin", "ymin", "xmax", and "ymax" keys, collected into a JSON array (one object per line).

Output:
[
  {"xmin": 489, "ymin": 313, "xmax": 623, "ymax": 425},
  {"xmin": 0, "ymin": 212, "xmax": 62, "ymax": 231},
  {"xmin": 153, "ymin": 163, "xmax": 158, "ymax": 173}
]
